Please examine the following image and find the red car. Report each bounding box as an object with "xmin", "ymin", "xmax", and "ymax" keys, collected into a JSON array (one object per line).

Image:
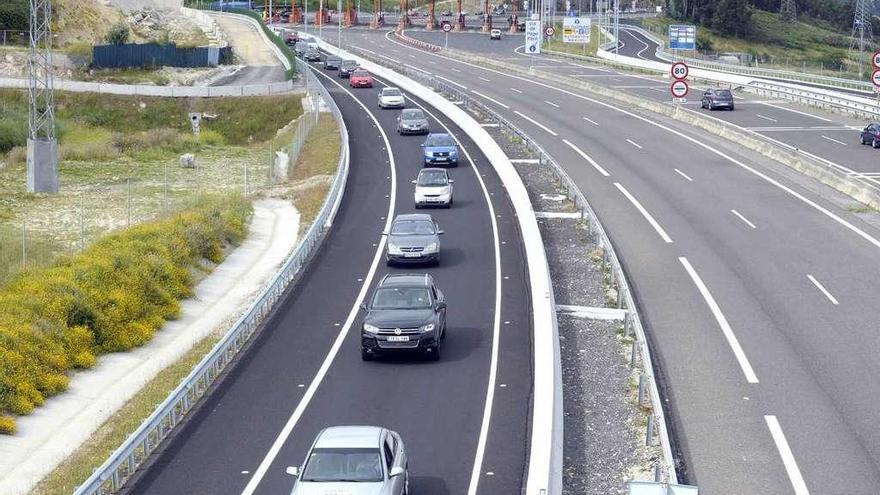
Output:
[{"xmin": 349, "ymin": 69, "xmax": 374, "ymax": 88}]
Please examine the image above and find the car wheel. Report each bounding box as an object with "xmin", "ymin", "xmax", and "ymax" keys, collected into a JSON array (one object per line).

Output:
[
  {"xmin": 428, "ymin": 345, "xmax": 441, "ymax": 361},
  {"xmin": 385, "ymin": 258, "xmax": 393, "ymax": 266},
  {"xmin": 861, "ymin": 136, "xmax": 868, "ymax": 145},
  {"xmin": 873, "ymin": 139, "xmax": 879, "ymax": 149},
  {"xmin": 361, "ymin": 349, "xmax": 373, "ymax": 361}
]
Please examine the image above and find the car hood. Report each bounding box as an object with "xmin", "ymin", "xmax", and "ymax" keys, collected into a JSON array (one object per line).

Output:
[
  {"xmin": 366, "ymin": 308, "xmax": 435, "ymax": 328},
  {"xmin": 415, "ymin": 185, "xmax": 450, "ymax": 194},
  {"xmin": 388, "ymin": 233, "xmax": 437, "ymax": 247},
  {"xmin": 424, "ymin": 145, "xmax": 457, "ymax": 154},
  {"xmin": 291, "ymin": 481, "xmax": 385, "ymax": 495}
]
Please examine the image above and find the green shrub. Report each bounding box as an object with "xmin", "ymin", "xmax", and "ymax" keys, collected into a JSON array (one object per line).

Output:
[
  {"xmin": 0, "ymin": 415, "xmax": 14, "ymax": 434},
  {"xmin": 0, "ymin": 117, "xmax": 27, "ymax": 154},
  {"xmin": 0, "ymin": 195, "xmax": 252, "ymax": 433},
  {"xmin": 105, "ymin": 23, "xmax": 130, "ymax": 45}
]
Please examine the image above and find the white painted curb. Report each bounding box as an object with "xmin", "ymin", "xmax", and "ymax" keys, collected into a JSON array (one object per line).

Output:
[{"xmin": 313, "ymin": 37, "xmax": 562, "ymax": 495}]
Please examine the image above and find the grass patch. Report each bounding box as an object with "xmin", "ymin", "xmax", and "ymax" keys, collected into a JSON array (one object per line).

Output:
[
  {"xmin": 28, "ymin": 330, "xmax": 221, "ymax": 495},
  {"xmin": 0, "ymin": 224, "xmax": 62, "ymax": 286},
  {"xmin": 846, "ymin": 203, "xmax": 875, "ymax": 214},
  {"xmin": 0, "ymin": 195, "xmax": 252, "ymax": 432},
  {"xmin": 291, "ymin": 114, "xmax": 340, "ymax": 181},
  {"xmin": 544, "ymin": 24, "xmax": 605, "ymax": 57},
  {"xmin": 74, "ymin": 68, "xmax": 171, "ymax": 86}
]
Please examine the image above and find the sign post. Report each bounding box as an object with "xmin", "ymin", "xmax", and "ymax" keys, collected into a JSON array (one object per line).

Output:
[
  {"xmin": 442, "ymin": 20, "xmax": 452, "ymax": 48},
  {"xmin": 670, "ymin": 61, "xmax": 689, "ymax": 104},
  {"xmin": 525, "ymin": 19, "xmax": 541, "ymax": 54}
]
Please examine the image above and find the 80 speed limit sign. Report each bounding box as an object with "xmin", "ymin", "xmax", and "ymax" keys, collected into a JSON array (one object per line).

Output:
[{"xmin": 671, "ymin": 61, "xmax": 689, "ymax": 80}]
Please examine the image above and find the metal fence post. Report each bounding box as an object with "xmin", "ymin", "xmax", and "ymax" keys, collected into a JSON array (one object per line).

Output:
[
  {"xmin": 21, "ymin": 220, "xmax": 26, "ymax": 269},
  {"xmin": 127, "ymin": 178, "xmax": 132, "ymax": 227}
]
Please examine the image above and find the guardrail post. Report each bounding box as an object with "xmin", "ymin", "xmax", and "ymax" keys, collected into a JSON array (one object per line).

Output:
[
  {"xmin": 630, "ymin": 339, "xmax": 638, "ymax": 369},
  {"xmin": 637, "ymin": 373, "xmax": 646, "ymax": 406},
  {"xmin": 623, "ymin": 311, "xmax": 631, "ymax": 337},
  {"xmin": 646, "ymin": 414, "xmax": 654, "ymax": 446}
]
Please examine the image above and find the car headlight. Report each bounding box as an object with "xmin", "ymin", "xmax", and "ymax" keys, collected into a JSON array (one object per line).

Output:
[
  {"xmin": 387, "ymin": 243, "xmax": 402, "ymax": 255},
  {"xmin": 421, "ymin": 323, "xmax": 435, "ymax": 333},
  {"xmin": 424, "ymin": 242, "xmax": 438, "ymax": 253},
  {"xmin": 363, "ymin": 324, "xmax": 379, "ymax": 333}
]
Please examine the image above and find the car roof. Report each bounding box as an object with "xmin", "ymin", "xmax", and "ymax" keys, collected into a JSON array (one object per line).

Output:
[
  {"xmin": 315, "ymin": 426, "xmax": 384, "ymax": 449},
  {"xmin": 380, "ymin": 273, "xmax": 434, "ymax": 287}
]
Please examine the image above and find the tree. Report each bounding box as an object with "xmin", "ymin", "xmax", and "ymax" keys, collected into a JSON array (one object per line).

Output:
[
  {"xmin": 105, "ymin": 23, "xmax": 130, "ymax": 45},
  {"xmin": 712, "ymin": 0, "xmax": 753, "ymax": 37},
  {"xmin": 0, "ymin": 0, "xmax": 28, "ymax": 31}
]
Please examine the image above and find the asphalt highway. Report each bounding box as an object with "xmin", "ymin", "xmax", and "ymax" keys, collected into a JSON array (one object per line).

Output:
[
  {"xmin": 343, "ymin": 28, "xmax": 880, "ymax": 494},
  {"xmin": 127, "ymin": 60, "xmax": 532, "ymax": 494}
]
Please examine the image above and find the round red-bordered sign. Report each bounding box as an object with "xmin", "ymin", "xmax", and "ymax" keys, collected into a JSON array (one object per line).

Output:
[
  {"xmin": 873, "ymin": 51, "xmax": 880, "ymax": 69},
  {"xmin": 872, "ymin": 69, "xmax": 880, "ymax": 87},
  {"xmin": 544, "ymin": 26, "xmax": 555, "ymax": 37},
  {"xmin": 441, "ymin": 21, "xmax": 453, "ymax": 32},
  {"xmin": 671, "ymin": 61, "xmax": 689, "ymax": 80},
  {"xmin": 671, "ymin": 80, "xmax": 688, "ymax": 98}
]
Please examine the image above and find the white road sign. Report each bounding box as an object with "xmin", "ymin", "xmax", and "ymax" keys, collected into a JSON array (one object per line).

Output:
[
  {"xmin": 670, "ymin": 80, "xmax": 688, "ymax": 98},
  {"xmin": 525, "ymin": 20, "xmax": 541, "ymax": 54},
  {"xmin": 563, "ymin": 17, "xmax": 591, "ymax": 44}
]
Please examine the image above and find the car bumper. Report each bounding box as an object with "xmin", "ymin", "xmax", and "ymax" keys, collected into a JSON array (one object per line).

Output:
[
  {"xmin": 362, "ymin": 332, "xmax": 439, "ymax": 354},
  {"xmin": 351, "ymin": 81, "xmax": 373, "ymax": 87},
  {"xmin": 386, "ymin": 252, "xmax": 439, "ymax": 264},
  {"xmin": 415, "ymin": 194, "xmax": 451, "ymax": 206},
  {"xmin": 709, "ymin": 102, "xmax": 733, "ymax": 109},
  {"xmin": 399, "ymin": 126, "xmax": 428, "ymax": 134},
  {"xmin": 424, "ymin": 157, "xmax": 458, "ymax": 166}
]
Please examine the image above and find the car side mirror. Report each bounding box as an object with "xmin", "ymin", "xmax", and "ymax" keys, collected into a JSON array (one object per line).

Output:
[
  {"xmin": 286, "ymin": 466, "xmax": 299, "ymax": 478},
  {"xmin": 360, "ymin": 302, "xmax": 368, "ymax": 311},
  {"xmin": 390, "ymin": 466, "xmax": 405, "ymax": 478},
  {"xmin": 411, "ymin": 179, "xmax": 417, "ymax": 184},
  {"xmin": 437, "ymin": 230, "xmax": 445, "ymax": 235},
  {"xmin": 448, "ymin": 179, "xmax": 454, "ymax": 183},
  {"xmin": 420, "ymin": 143, "xmax": 425, "ymax": 147},
  {"xmin": 436, "ymin": 301, "xmax": 447, "ymax": 310}
]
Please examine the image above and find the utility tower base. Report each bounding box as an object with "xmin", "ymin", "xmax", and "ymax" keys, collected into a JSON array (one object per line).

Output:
[{"xmin": 26, "ymin": 138, "xmax": 58, "ymax": 193}]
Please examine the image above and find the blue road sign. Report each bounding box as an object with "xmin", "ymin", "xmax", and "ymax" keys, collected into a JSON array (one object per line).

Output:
[{"xmin": 668, "ymin": 24, "xmax": 696, "ymax": 50}]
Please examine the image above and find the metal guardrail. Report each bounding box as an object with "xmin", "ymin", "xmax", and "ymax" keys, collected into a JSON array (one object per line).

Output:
[
  {"xmin": 748, "ymin": 79, "xmax": 880, "ymax": 119},
  {"xmin": 344, "ymin": 43, "xmax": 678, "ymax": 485},
  {"xmin": 72, "ymin": 65, "xmax": 349, "ymax": 495}
]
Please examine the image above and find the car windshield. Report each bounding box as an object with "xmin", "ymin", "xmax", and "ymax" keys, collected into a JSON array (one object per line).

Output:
[
  {"xmin": 301, "ymin": 448, "xmax": 383, "ymax": 482},
  {"xmin": 715, "ymin": 90, "xmax": 733, "ymax": 98},
  {"xmin": 383, "ymin": 88, "xmax": 402, "ymax": 96},
  {"xmin": 418, "ymin": 171, "xmax": 448, "ymax": 186},
  {"xmin": 352, "ymin": 70, "xmax": 369, "ymax": 77},
  {"xmin": 327, "ymin": 57, "xmax": 340, "ymax": 62},
  {"xmin": 342, "ymin": 60, "xmax": 356, "ymax": 67},
  {"xmin": 391, "ymin": 219, "xmax": 436, "ymax": 235},
  {"xmin": 425, "ymin": 135, "xmax": 455, "ymax": 147},
  {"xmin": 372, "ymin": 287, "xmax": 432, "ymax": 309},
  {"xmin": 401, "ymin": 109, "xmax": 424, "ymax": 120}
]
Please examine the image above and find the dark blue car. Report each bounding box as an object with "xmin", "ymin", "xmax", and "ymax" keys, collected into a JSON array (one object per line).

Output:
[
  {"xmin": 860, "ymin": 123, "xmax": 880, "ymax": 148},
  {"xmin": 421, "ymin": 133, "xmax": 459, "ymax": 167}
]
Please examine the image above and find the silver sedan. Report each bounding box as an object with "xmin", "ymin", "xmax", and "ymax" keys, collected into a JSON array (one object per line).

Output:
[{"xmin": 287, "ymin": 425, "xmax": 409, "ymax": 495}]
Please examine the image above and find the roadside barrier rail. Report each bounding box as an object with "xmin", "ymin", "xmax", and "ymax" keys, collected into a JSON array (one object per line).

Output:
[
  {"xmin": 0, "ymin": 76, "xmax": 297, "ymax": 97},
  {"xmin": 342, "ymin": 40, "xmax": 676, "ymax": 487},
  {"xmin": 72, "ymin": 65, "xmax": 349, "ymax": 495}
]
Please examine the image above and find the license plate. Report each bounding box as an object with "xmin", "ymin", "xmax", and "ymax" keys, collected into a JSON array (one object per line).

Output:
[
  {"xmin": 435, "ymin": 157, "xmax": 447, "ymax": 162},
  {"xmin": 404, "ymin": 252, "xmax": 422, "ymax": 258},
  {"xmin": 388, "ymin": 336, "xmax": 409, "ymax": 342}
]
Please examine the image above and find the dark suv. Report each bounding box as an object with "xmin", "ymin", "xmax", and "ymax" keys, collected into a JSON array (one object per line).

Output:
[{"xmin": 361, "ymin": 274, "xmax": 447, "ymax": 361}]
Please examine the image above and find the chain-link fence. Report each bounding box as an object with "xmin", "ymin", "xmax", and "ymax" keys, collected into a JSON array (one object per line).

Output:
[{"xmin": 0, "ymin": 30, "xmax": 27, "ymax": 46}]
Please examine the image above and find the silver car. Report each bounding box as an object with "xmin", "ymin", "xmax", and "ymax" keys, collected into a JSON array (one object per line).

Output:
[
  {"xmin": 385, "ymin": 213, "xmax": 444, "ymax": 266},
  {"xmin": 287, "ymin": 425, "xmax": 409, "ymax": 495},
  {"xmin": 397, "ymin": 108, "xmax": 429, "ymax": 135},
  {"xmin": 378, "ymin": 87, "xmax": 406, "ymax": 109},
  {"xmin": 413, "ymin": 168, "xmax": 453, "ymax": 208}
]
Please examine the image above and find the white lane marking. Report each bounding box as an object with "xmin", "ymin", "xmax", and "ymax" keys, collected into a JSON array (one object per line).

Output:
[
  {"xmin": 509, "ymin": 87, "xmax": 523, "ymax": 93},
  {"xmin": 807, "ymin": 274, "xmax": 839, "ymax": 305},
  {"xmin": 582, "ymin": 116, "xmax": 599, "ymax": 126},
  {"xmin": 613, "ymin": 183, "xmax": 673, "ymax": 243},
  {"xmin": 626, "ymin": 138, "xmax": 643, "ymax": 149},
  {"xmin": 358, "ymin": 47, "xmax": 376, "ymax": 54},
  {"xmin": 759, "ymin": 101, "xmax": 833, "ymax": 122},
  {"xmin": 674, "ymin": 168, "xmax": 693, "ymax": 182},
  {"xmin": 408, "ymin": 54, "xmax": 418, "ymax": 59},
  {"xmin": 510, "ymin": 158, "xmax": 540, "ymax": 164},
  {"xmin": 404, "ymin": 63, "xmax": 432, "ymax": 74},
  {"xmin": 820, "ymin": 135, "xmax": 847, "ymax": 146},
  {"xmin": 436, "ymin": 75, "xmax": 468, "ymax": 89},
  {"xmin": 382, "ymin": 29, "xmax": 880, "ymax": 251},
  {"xmin": 399, "ymin": 86, "xmax": 504, "ymax": 495},
  {"xmin": 765, "ymin": 415, "xmax": 811, "ymax": 495},
  {"xmin": 241, "ymin": 67, "xmax": 399, "ymax": 495},
  {"xmin": 535, "ymin": 211, "xmax": 581, "ymax": 219},
  {"xmin": 731, "ymin": 209, "xmax": 757, "ymax": 229},
  {"xmin": 478, "ymin": 76, "xmax": 492, "ymax": 82},
  {"xmin": 377, "ymin": 54, "xmax": 400, "ymax": 64},
  {"xmin": 562, "ymin": 138, "xmax": 610, "ymax": 177},
  {"xmin": 480, "ymin": 123, "xmax": 500, "ymax": 127},
  {"xmin": 451, "ymin": 67, "xmax": 462, "ymax": 72},
  {"xmin": 514, "ymin": 110, "xmax": 558, "ymax": 136},
  {"xmin": 544, "ymin": 100, "xmax": 560, "ymax": 108},
  {"xmin": 471, "ymin": 90, "xmax": 511, "ymax": 109},
  {"xmin": 678, "ymin": 257, "xmax": 760, "ymax": 384},
  {"xmin": 756, "ymin": 114, "xmax": 778, "ymax": 122}
]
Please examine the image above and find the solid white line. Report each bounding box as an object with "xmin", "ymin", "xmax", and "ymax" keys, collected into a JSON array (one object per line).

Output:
[
  {"xmin": 382, "ymin": 30, "xmax": 880, "ymax": 251},
  {"xmin": 807, "ymin": 274, "xmax": 839, "ymax": 305},
  {"xmin": 241, "ymin": 67, "xmax": 399, "ymax": 495},
  {"xmin": 756, "ymin": 114, "xmax": 778, "ymax": 122},
  {"xmin": 582, "ymin": 116, "xmax": 599, "ymax": 126},
  {"xmin": 471, "ymin": 90, "xmax": 510, "ymax": 109},
  {"xmin": 509, "ymin": 87, "xmax": 523, "ymax": 93},
  {"xmin": 731, "ymin": 209, "xmax": 757, "ymax": 229},
  {"xmin": 401, "ymin": 88, "xmax": 504, "ymax": 495},
  {"xmin": 626, "ymin": 138, "xmax": 643, "ymax": 149},
  {"xmin": 759, "ymin": 101, "xmax": 833, "ymax": 122},
  {"xmin": 678, "ymin": 257, "xmax": 760, "ymax": 384},
  {"xmin": 820, "ymin": 135, "xmax": 847, "ymax": 146},
  {"xmin": 358, "ymin": 47, "xmax": 376, "ymax": 54},
  {"xmin": 614, "ymin": 183, "xmax": 673, "ymax": 243},
  {"xmin": 478, "ymin": 76, "xmax": 492, "ymax": 82},
  {"xmin": 535, "ymin": 211, "xmax": 581, "ymax": 218},
  {"xmin": 544, "ymin": 100, "xmax": 560, "ymax": 108},
  {"xmin": 674, "ymin": 168, "xmax": 693, "ymax": 182},
  {"xmin": 514, "ymin": 110, "xmax": 558, "ymax": 136},
  {"xmin": 436, "ymin": 75, "xmax": 468, "ymax": 89},
  {"xmin": 562, "ymin": 138, "xmax": 610, "ymax": 177},
  {"xmin": 451, "ymin": 67, "xmax": 462, "ymax": 72},
  {"xmin": 765, "ymin": 416, "xmax": 811, "ymax": 495}
]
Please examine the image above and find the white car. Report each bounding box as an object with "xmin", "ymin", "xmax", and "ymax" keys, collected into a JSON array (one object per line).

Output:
[
  {"xmin": 287, "ymin": 426, "xmax": 409, "ymax": 495},
  {"xmin": 490, "ymin": 28, "xmax": 502, "ymax": 40},
  {"xmin": 413, "ymin": 168, "xmax": 453, "ymax": 208},
  {"xmin": 378, "ymin": 87, "xmax": 406, "ymax": 109}
]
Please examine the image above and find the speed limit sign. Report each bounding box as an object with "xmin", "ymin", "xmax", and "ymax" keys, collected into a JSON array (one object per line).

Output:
[
  {"xmin": 441, "ymin": 21, "xmax": 453, "ymax": 32},
  {"xmin": 544, "ymin": 26, "xmax": 555, "ymax": 37},
  {"xmin": 873, "ymin": 51, "xmax": 880, "ymax": 69},
  {"xmin": 671, "ymin": 61, "xmax": 689, "ymax": 80},
  {"xmin": 670, "ymin": 80, "xmax": 688, "ymax": 98}
]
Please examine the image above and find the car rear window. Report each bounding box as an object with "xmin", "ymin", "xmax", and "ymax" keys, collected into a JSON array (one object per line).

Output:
[
  {"xmin": 372, "ymin": 287, "xmax": 432, "ymax": 309},
  {"xmin": 716, "ymin": 90, "xmax": 733, "ymax": 98},
  {"xmin": 425, "ymin": 135, "xmax": 455, "ymax": 147}
]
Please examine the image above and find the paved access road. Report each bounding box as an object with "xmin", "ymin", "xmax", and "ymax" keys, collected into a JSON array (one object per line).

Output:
[
  {"xmin": 127, "ymin": 60, "xmax": 532, "ymax": 494},
  {"xmin": 345, "ymin": 28, "xmax": 880, "ymax": 494},
  {"xmin": 210, "ymin": 13, "xmax": 288, "ymax": 85}
]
